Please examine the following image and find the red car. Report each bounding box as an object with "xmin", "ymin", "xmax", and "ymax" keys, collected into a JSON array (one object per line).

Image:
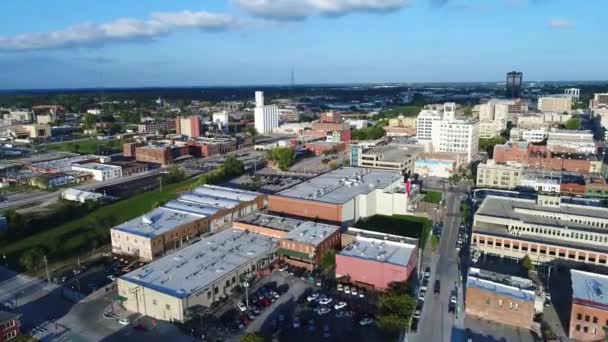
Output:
[{"xmin": 262, "ymin": 298, "xmax": 271, "ymax": 307}]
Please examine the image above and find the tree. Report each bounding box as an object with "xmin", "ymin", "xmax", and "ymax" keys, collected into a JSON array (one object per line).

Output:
[
  {"xmin": 521, "ymin": 255, "xmax": 533, "ymax": 271},
  {"xmin": 223, "ymin": 155, "xmax": 245, "ymax": 177},
  {"xmin": 240, "ymin": 333, "xmax": 263, "ymax": 342},
  {"xmin": 352, "ymin": 125, "xmax": 386, "ymax": 140},
  {"xmin": 245, "ymin": 127, "xmax": 258, "ymax": 137},
  {"xmin": 267, "ymin": 147, "xmax": 296, "ymax": 171},
  {"xmin": 320, "ymin": 249, "xmax": 336, "ymax": 270},
  {"xmin": 377, "ymin": 314, "xmax": 409, "ymax": 332},
  {"xmin": 82, "ymin": 114, "xmax": 97, "ymax": 129},
  {"xmin": 19, "ymin": 247, "xmax": 45, "ymax": 271},
  {"xmin": 564, "ymin": 117, "xmax": 582, "ymax": 130},
  {"xmin": 377, "ymin": 291, "xmax": 417, "ymax": 333},
  {"xmin": 479, "ymin": 136, "xmax": 507, "ymax": 158},
  {"xmin": 328, "ymin": 161, "xmax": 339, "ymax": 170}
]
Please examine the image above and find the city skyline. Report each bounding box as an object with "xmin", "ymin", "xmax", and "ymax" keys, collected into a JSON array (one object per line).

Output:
[{"xmin": 0, "ymin": 0, "xmax": 606, "ymax": 89}]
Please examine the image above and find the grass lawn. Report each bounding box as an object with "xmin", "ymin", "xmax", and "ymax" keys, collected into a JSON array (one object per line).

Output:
[
  {"xmin": 0, "ymin": 176, "xmax": 199, "ymax": 268},
  {"xmin": 46, "ymin": 138, "xmax": 123, "ymax": 155},
  {"xmin": 353, "ymin": 214, "xmax": 432, "ymax": 248},
  {"xmin": 422, "ymin": 191, "xmax": 442, "ymax": 204}
]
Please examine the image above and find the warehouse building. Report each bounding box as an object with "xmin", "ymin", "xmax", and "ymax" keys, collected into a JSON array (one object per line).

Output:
[
  {"xmin": 472, "ymin": 193, "xmax": 608, "ymax": 266},
  {"xmin": 234, "ymin": 213, "xmax": 340, "ymax": 271},
  {"xmin": 117, "ymin": 228, "xmax": 278, "ymax": 322},
  {"xmin": 336, "ymin": 228, "xmax": 418, "ymax": 291},
  {"xmin": 267, "ymin": 167, "xmax": 410, "ymax": 225},
  {"xmin": 111, "ymin": 185, "xmax": 265, "ymax": 261}
]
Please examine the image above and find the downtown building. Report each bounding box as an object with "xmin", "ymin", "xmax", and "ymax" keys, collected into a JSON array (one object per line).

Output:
[
  {"xmin": 471, "ymin": 193, "xmax": 608, "ymax": 267},
  {"xmin": 253, "ymin": 91, "xmax": 278, "ymax": 134},
  {"xmin": 569, "ymin": 270, "xmax": 608, "ymax": 341}
]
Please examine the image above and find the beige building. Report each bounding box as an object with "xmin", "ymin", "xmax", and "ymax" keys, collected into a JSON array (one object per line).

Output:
[
  {"xmin": 111, "ymin": 185, "xmax": 265, "ymax": 261},
  {"xmin": 8, "ymin": 124, "xmax": 51, "ymax": 139},
  {"xmin": 117, "ymin": 228, "xmax": 278, "ymax": 322},
  {"xmin": 538, "ymin": 95, "xmax": 572, "ymax": 113},
  {"xmin": 517, "ymin": 115, "xmax": 546, "ymax": 129},
  {"xmin": 479, "ymin": 121, "xmax": 503, "ymax": 139},
  {"xmin": 358, "ymin": 145, "xmax": 420, "ymax": 172},
  {"xmin": 472, "ymin": 193, "xmax": 608, "ymax": 266},
  {"xmin": 389, "ymin": 115, "xmax": 417, "ymax": 128},
  {"xmin": 476, "ymin": 160, "xmax": 523, "ymax": 189}
]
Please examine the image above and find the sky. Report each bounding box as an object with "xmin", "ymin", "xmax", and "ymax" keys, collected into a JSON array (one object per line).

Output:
[{"xmin": 0, "ymin": 0, "xmax": 605, "ymax": 89}]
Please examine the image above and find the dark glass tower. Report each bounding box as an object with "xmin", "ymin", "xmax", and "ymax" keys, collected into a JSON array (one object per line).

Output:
[{"xmin": 506, "ymin": 71, "xmax": 523, "ymax": 98}]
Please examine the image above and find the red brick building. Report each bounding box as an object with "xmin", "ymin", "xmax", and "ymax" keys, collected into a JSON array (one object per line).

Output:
[
  {"xmin": 176, "ymin": 115, "xmax": 201, "ymax": 138},
  {"xmin": 134, "ymin": 145, "xmax": 189, "ymax": 165},
  {"xmin": 569, "ymin": 270, "xmax": 608, "ymax": 341},
  {"xmin": 123, "ymin": 141, "xmax": 144, "ymax": 157},
  {"xmin": 494, "ymin": 142, "xmax": 601, "ymax": 173},
  {"xmin": 0, "ymin": 311, "xmax": 20, "ymax": 342},
  {"xmin": 305, "ymin": 141, "xmax": 347, "ymax": 156},
  {"xmin": 336, "ymin": 228, "xmax": 417, "ymax": 291},
  {"xmin": 465, "ymin": 268, "xmax": 538, "ymax": 331}
]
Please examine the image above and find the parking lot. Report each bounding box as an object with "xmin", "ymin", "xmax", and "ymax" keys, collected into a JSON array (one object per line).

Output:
[{"xmin": 190, "ymin": 265, "xmax": 389, "ymax": 342}]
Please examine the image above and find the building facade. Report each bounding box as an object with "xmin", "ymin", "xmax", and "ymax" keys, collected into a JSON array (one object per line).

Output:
[
  {"xmin": 175, "ymin": 115, "xmax": 201, "ymax": 138},
  {"xmin": 71, "ymin": 163, "xmax": 122, "ymax": 181},
  {"xmin": 476, "ymin": 160, "xmax": 523, "ymax": 189},
  {"xmin": 0, "ymin": 311, "xmax": 20, "ymax": 342},
  {"xmin": 538, "ymin": 95, "xmax": 572, "ymax": 113},
  {"xmin": 569, "ymin": 270, "xmax": 608, "ymax": 341},
  {"xmin": 254, "ymin": 91, "xmax": 279, "ymax": 134}
]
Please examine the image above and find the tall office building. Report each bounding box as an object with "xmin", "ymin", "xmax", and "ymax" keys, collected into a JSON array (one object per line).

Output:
[
  {"xmin": 175, "ymin": 115, "xmax": 201, "ymax": 138},
  {"xmin": 506, "ymin": 71, "xmax": 523, "ymax": 99},
  {"xmin": 254, "ymin": 91, "xmax": 278, "ymax": 134}
]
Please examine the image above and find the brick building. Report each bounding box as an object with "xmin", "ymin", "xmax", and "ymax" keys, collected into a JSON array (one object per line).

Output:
[
  {"xmin": 304, "ymin": 141, "xmax": 347, "ymax": 156},
  {"xmin": 0, "ymin": 310, "xmax": 20, "ymax": 342},
  {"xmin": 336, "ymin": 228, "xmax": 418, "ymax": 291},
  {"xmin": 176, "ymin": 115, "xmax": 201, "ymax": 138},
  {"xmin": 569, "ymin": 270, "xmax": 608, "ymax": 341},
  {"xmin": 494, "ymin": 142, "xmax": 603, "ymax": 174},
  {"xmin": 465, "ymin": 268, "xmax": 539, "ymax": 331},
  {"xmin": 134, "ymin": 145, "xmax": 189, "ymax": 165},
  {"xmin": 123, "ymin": 142, "xmax": 144, "ymax": 157}
]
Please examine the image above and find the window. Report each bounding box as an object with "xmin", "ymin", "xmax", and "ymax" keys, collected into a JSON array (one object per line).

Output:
[
  {"xmin": 576, "ymin": 325, "xmax": 581, "ymax": 331},
  {"xmin": 166, "ymin": 304, "xmax": 171, "ymax": 310},
  {"xmin": 514, "ymin": 303, "xmax": 519, "ymax": 310},
  {"xmin": 577, "ymin": 313, "xmax": 583, "ymax": 320},
  {"xmin": 509, "ymin": 302, "xmax": 513, "ymax": 309},
  {"xmin": 153, "ymin": 299, "xmax": 158, "ymax": 305},
  {"xmin": 498, "ymin": 299, "xmax": 502, "ymax": 307},
  {"xmin": 593, "ymin": 317, "xmax": 598, "ymax": 324},
  {"xmin": 585, "ymin": 315, "xmax": 590, "ymax": 322},
  {"xmin": 4, "ymin": 330, "xmax": 17, "ymax": 341},
  {"xmin": 583, "ymin": 326, "xmax": 589, "ymax": 333}
]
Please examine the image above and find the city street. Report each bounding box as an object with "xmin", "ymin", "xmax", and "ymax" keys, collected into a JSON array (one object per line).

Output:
[{"xmin": 410, "ymin": 189, "xmax": 466, "ymax": 342}]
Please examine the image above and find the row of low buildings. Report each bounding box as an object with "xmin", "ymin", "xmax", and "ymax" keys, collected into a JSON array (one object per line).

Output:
[
  {"xmin": 123, "ymin": 136, "xmax": 239, "ymax": 165},
  {"xmin": 113, "ymin": 168, "xmax": 423, "ymax": 322}
]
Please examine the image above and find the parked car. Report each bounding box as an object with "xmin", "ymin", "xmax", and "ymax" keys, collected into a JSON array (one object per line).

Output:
[
  {"xmin": 337, "ymin": 283, "xmax": 343, "ymax": 291},
  {"xmin": 411, "ymin": 318, "xmax": 419, "ymax": 332},
  {"xmin": 319, "ymin": 296, "xmax": 332, "ymax": 305},
  {"xmin": 307, "ymin": 293, "xmax": 320, "ymax": 302},
  {"xmin": 279, "ymin": 264, "xmax": 288, "ymax": 272},
  {"xmin": 344, "ymin": 286, "xmax": 350, "ymax": 294},
  {"xmin": 351, "ymin": 287, "xmax": 358, "ymax": 296},
  {"xmin": 107, "ymin": 275, "xmax": 117, "ymax": 282},
  {"xmin": 359, "ymin": 317, "xmax": 374, "ymax": 326},
  {"xmin": 237, "ymin": 302, "xmax": 247, "ymax": 312},
  {"xmin": 418, "ymin": 290, "xmax": 426, "ymax": 302},
  {"xmin": 413, "ymin": 310, "xmax": 421, "ymax": 320},
  {"xmin": 359, "ymin": 289, "xmax": 365, "ymax": 298},
  {"xmin": 316, "ymin": 307, "xmax": 331, "ymax": 315},
  {"xmin": 118, "ymin": 318, "xmax": 131, "ymax": 326},
  {"xmin": 334, "ymin": 301, "xmax": 347, "ymax": 310},
  {"xmin": 424, "ymin": 267, "xmax": 431, "ymax": 279}
]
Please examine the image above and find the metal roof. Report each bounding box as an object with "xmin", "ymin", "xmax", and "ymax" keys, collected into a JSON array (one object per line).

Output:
[
  {"xmin": 112, "ymin": 207, "xmax": 204, "ymax": 238},
  {"xmin": 275, "ymin": 167, "xmax": 402, "ymax": 204},
  {"xmin": 466, "ymin": 274, "xmax": 535, "ymax": 302},
  {"xmin": 120, "ymin": 228, "xmax": 278, "ymax": 299},
  {"xmin": 571, "ymin": 270, "xmax": 608, "ymax": 306},
  {"xmin": 193, "ymin": 184, "xmax": 260, "ymax": 202},
  {"xmin": 283, "ymin": 221, "xmax": 340, "ymax": 247}
]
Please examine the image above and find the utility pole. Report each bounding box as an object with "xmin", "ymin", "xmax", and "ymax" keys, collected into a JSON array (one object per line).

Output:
[{"xmin": 43, "ymin": 255, "xmax": 51, "ymax": 284}]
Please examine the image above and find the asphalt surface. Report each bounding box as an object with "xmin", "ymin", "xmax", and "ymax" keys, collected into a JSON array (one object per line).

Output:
[{"xmin": 410, "ymin": 189, "xmax": 466, "ymax": 342}]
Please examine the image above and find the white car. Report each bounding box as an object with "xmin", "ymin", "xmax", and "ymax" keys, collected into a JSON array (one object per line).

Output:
[
  {"xmin": 118, "ymin": 318, "xmax": 131, "ymax": 326},
  {"xmin": 351, "ymin": 288, "xmax": 358, "ymax": 296},
  {"xmin": 344, "ymin": 286, "xmax": 351, "ymax": 294},
  {"xmin": 359, "ymin": 317, "xmax": 374, "ymax": 326},
  {"xmin": 237, "ymin": 302, "xmax": 247, "ymax": 312},
  {"xmin": 107, "ymin": 275, "xmax": 117, "ymax": 282},
  {"xmin": 450, "ymin": 295, "xmax": 457, "ymax": 304},
  {"xmin": 319, "ymin": 297, "xmax": 333, "ymax": 305},
  {"xmin": 413, "ymin": 310, "xmax": 421, "ymax": 319},
  {"xmin": 279, "ymin": 265, "xmax": 288, "ymax": 272},
  {"xmin": 359, "ymin": 289, "xmax": 365, "ymax": 298},
  {"xmin": 337, "ymin": 283, "xmax": 343, "ymax": 291},
  {"xmin": 334, "ymin": 301, "xmax": 347, "ymax": 310},
  {"xmin": 307, "ymin": 293, "xmax": 320, "ymax": 302},
  {"xmin": 316, "ymin": 307, "xmax": 331, "ymax": 315},
  {"xmin": 418, "ymin": 290, "xmax": 426, "ymax": 302}
]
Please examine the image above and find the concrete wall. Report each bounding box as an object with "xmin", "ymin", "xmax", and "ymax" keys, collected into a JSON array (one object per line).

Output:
[
  {"xmin": 267, "ymin": 195, "xmax": 342, "ymax": 223},
  {"xmin": 118, "ymin": 278, "xmax": 185, "ymax": 322}
]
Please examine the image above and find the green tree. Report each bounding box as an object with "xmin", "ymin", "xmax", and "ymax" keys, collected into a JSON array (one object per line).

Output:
[
  {"xmin": 320, "ymin": 249, "xmax": 336, "ymax": 270},
  {"xmin": 223, "ymin": 155, "xmax": 245, "ymax": 177},
  {"xmin": 377, "ymin": 314, "xmax": 409, "ymax": 332},
  {"xmin": 377, "ymin": 291, "xmax": 417, "ymax": 333},
  {"xmin": 564, "ymin": 117, "xmax": 582, "ymax": 130},
  {"xmin": 246, "ymin": 126, "xmax": 258, "ymax": 137},
  {"xmin": 352, "ymin": 125, "xmax": 386, "ymax": 140},
  {"xmin": 328, "ymin": 161, "xmax": 339, "ymax": 170},
  {"xmin": 240, "ymin": 333, "xmax": 263, "ymax": 342},
  {"xmin": 479, "ymin": 136, "xmax": 507, "ymax": 158},
  {"xmin": 19, "ymin": 247, "xmax": 45, "ymax": 271},
  {"xmin": 82, "ymin": 114, "xmax": 97, "ymax": 129},
  {"xmin": 521, "ymin": 255, "xmax": 533, "ymax": 271},
  {"xmin": 267, "ymin": 147, "xmax": 295, "ymax": 171}
]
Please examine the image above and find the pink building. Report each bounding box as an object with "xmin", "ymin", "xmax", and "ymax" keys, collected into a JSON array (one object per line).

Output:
[{"xmin": 336, "ymin": 229, "xmax": 418, "ymax": 291}]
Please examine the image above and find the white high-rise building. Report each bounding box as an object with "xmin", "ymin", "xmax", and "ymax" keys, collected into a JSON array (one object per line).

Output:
[
  {"xmin": 538, "ymin": 95, "xmax": 572, "ymax": 113},
  {"xmin": 564, "ymin": 88, "xmax": 580, "ymax": 102},
  {"xmin": 416, "ymin": 103, "xmax": 479, "ymax": 162},
  {"xmin": 212, "ymin": 111, "xmax": 229, "ymax": 131},
  {"xmin": 477, "ymin": 99, "xmax": 512, "ymax": 138},
  {"xmin": 254, "ymin": 91, "xmax": 278, "ymax": 134}
]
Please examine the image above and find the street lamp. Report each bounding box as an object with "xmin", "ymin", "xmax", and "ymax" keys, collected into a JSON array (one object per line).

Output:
[{"xmin": 243, "ymin": 281, "xmax": 250, "ymax": 309}]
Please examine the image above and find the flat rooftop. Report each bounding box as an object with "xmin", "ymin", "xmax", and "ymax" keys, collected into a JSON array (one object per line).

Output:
[
  {"xmin": 339, "ymin": 234, "xmax": 416, "ymax": 267},
  {"xmin": 467, "ymin": 269, "xmax": 535, "ymax": 302},
  {"xmin": 120, "ymin": 228, "xmax": 278, "ymax": 299},
  {"xmin": 571, "ymin": 270, "xmax": 608, "ymax": 307},
  {"xmin": 30, "ymin": 154, "xmax": 98, "ymax": 170},
  {"xmin": 238, "ymin": 213, "xmax": 313, "ymax": 233},
  {"xmin": 362, "ymin": 146, "xmax": 419, "ymax": 161},
  {"xmin": 73, "ymin": 162, "xmax": 120, "ymax": 171},
  {"xmin": 283, "ymin": 220, "xmax": 340, "ymax": 246},
  {"xmin": 275, "ymin": 167, "xmax": 402, "ymax": 204},
  {"xmin": 112, "ymin": 185, "xmax": 260, "ymax": 238}
]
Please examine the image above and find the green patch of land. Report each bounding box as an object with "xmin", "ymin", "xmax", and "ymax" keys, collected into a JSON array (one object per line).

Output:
[
  {"xmin": 46, "ymin": 138, "xmax": 124, "ymax": 155},
  {"xmin": 422, "ymin": 191, "xmax": 442, "ymax": 204},
  {"xmin": 353, "ymin": 214, "xmax": 432, "ymax": 248}
]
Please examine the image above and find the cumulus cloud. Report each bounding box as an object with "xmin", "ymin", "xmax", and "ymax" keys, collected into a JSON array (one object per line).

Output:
[
  {"xmin": 0, "ymin": 11, "xmax": 237, "ymax": 51},
  {"xmin": 548, "ymin": 19, "xmax": 572, "ymax": 29},
  {"xmin": 234, "ymin": 0, "xmax": 411, "ymax": 21}
]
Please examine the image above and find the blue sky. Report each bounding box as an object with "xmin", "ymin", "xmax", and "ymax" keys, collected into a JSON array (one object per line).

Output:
[{"xmin": 0, "ymin": 0, "xmax": 605, "ymax": 89}]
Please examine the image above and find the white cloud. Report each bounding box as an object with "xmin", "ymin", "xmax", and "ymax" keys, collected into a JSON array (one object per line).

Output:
[
  {"xmin": 0, "ymin": 11, "xmax": 237, "ymax": 51},
  {"xmin": 548, "ymin": 19, "xmax": 572, "ymax": 29},
  {"xmin": 234, "ymin": 0, "xmax": 411, "ymax": 20}
]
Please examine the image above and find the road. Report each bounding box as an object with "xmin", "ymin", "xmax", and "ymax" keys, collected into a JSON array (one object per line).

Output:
[{"xmin": 410, "ymin": 190, "xmax": 466, "ymax": 342}]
